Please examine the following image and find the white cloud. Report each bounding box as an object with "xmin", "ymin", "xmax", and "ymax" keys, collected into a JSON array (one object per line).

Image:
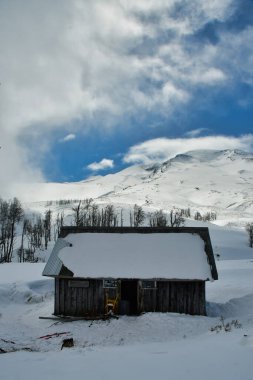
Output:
[
  {"xmin": 60, "ymin": 134, "xmax": 76, "ymax": 143},
  {"xmin": 191, "ymin": 68, "xmax": 227, "ymax": 85},
  {"xmin": 0, "ymin": 0, "xmax": 252, "ymax": 194},
  {"xmin": 0, "ymin": 130, "xmax": 44, "ymax": 199},
  {"xmin": 185, "ymin": 128, "xmax": 210, "ymax": 138},
  {"xmin": 0, "ymin": 0, "xmax": 239, "ymax": 136},
  {"xmin": 87, "ymin": 159, "xmax": 114, "ymax": 171},
  {"xmin": 123, "ymin": 135, "xmax": 253, "ymax": 165}
]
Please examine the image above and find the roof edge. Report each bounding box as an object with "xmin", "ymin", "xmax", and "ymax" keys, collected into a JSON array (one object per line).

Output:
[{"xmin": 59, "ymin": 226, "xmax": 211, "ymax": 238}]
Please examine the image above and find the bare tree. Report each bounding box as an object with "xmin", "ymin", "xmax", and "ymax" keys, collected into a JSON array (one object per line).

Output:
[
  {"xmin": 54, "ymin": 211, "xmax": 64, "ymax": 240},
  {"xmin": 129, "ymin": 210, "xmax": 133, "ymax": 227},
  {"xmin": 91, "ymin": 203, "xmax": 99, "ymax": 227},
  {"xmin": 103, "ymin": 204, "xmax": 115, "ymax": 227},
  {"xmin": 168, "ymin": 208, "xmax": 185, "ymax": 227},
  {"xmin": 25, "ymin": 217, "xmax": 43, "ymax": 253},
  {"xmin": 19, "ymin": 218, "xmax": 29, "ymax": 262},
  {"xmin": 72, "ymin": 199, "xmax": 98, "ymax": 227},
  {"xmin": 80, "ymin": 199, "xmax": 93, "ymax": 226},
  {"xmin": 180, "ymin": 208, "xmax": 191, "ymax": 218},
  {"xmin": 246, "ymin": 223, "xmax": 253, "ymax": 248},
  {"xmin": 194, "ymin": 210, "xmax": 217, "ymax": 222},
  {"xmin": 0, "ymin": 198, "xmax": 23, "ymax": 262},
  {"xmin": 149, "ymin": 210, "xmax": 167, "ymax": 227},
  {"xmin": 194, "ymin": 211, "xmax": 202, "ymax": 221},
  {"xmin": 44, "ymin": 209, "xmax": 52, "ymax": 249},
  {"xmin": 0, "ymin": 199, "xmax": 9, "ymax": 261},
  {"xmin": 72, "ymin": 200, "xmax": 82, "ymax": 227},
  {"xmin": 120, "ymin": 209, "xmax": 124, "ymax": 227},
  {"xmin": 133, "ymin": 204, "xmax": 145, "ymax": 227}
]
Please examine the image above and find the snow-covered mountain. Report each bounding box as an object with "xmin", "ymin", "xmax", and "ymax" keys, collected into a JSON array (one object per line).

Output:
[{"xmin": 24, "ymin": 149, "xmax": 253, "ymax": 224}]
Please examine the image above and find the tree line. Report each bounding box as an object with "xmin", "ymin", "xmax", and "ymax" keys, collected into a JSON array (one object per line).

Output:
[
  {"xmin": 71, "ymin": 200, "xmax": 186, "ymax": 228},
  {"xmin": 1, "ymin": 196, "xmax": 252, "ymax": 263},
  {"xmin": 0, "ymin": 198, "xmax": 64, "ymax": 263},
  {"xmin": 0, "ymin": 198, "xmax": 23, "ymax": 263}
]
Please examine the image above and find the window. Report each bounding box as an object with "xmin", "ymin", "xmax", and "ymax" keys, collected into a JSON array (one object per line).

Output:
[
  {"xmin": 103, "ymin": 279, "xmax": 118, "ymax": 288},
  {"xmin": 141, "ymin": 280, "xmax": 157, "ymax": 289},
  {"xmin": 68, "ymin": 280, "xmax": 89, "ymax": 288}
]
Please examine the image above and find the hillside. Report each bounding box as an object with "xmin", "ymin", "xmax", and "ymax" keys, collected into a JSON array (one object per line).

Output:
[{"xmin": 24, "ymin": 149, "xmax": 253, "ymax": 227}]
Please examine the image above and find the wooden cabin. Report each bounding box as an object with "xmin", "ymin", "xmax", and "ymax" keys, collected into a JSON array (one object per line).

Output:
[{"xmin": 43, "ymin": 227, "xmax": 218, "ymax": 317}]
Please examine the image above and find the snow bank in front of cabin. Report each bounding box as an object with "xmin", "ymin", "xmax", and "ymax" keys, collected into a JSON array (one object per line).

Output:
[
  {"xmin": 1, "ymin": 333, "xmax": 253, "ymax": 380},
  {"xmin": 58, "ymin": 233, "xmax": 212, "ymax": 280}
]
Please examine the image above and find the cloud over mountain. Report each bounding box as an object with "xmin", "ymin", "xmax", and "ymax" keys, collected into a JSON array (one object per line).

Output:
[
  {"xmin": 87, "ymin": 159, "xmax": 114, "ymax": 171},
  {"xmin": 124, "ymin": 135, "xmax": 253, "ymax": 164}
]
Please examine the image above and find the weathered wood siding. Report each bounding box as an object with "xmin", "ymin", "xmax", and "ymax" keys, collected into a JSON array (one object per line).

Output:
[
  {"xmin": 139, "ymin": 281, "xmax": 206, "ymax": 315},
  {"xmin": 138, "ymin": 282, "xmax": 157, "ymax": 313},
  {"xmin": 55, "ymin": 278, "xmax": 206, "ymax": 316},
  {"xmin": 55, "ymin": 278, "xmax": 104, "ymax": 316}
]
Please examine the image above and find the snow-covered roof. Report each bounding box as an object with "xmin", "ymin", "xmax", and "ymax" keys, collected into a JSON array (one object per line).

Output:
[{"xmin": 43, "ymin": 228, "xmax": 217, "ymax": 281}]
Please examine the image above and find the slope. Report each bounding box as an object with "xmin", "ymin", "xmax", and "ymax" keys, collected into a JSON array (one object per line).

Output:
[{"xmin": 24, "ymin": 149, "xmax": 253, "ymax": 225}]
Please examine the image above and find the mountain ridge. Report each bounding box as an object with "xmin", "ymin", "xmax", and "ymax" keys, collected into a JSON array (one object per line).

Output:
[{"xmin": 22, "ymin": 149, "xmax": 253, "ymax": 226}]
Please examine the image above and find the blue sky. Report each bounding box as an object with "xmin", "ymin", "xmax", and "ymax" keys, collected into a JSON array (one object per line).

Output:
[
  {"xmin": 1, "ymin": 0, "xmax": 253, "ymax": 191},
  {"xmin": 44, "ymin": 90, "xmax": 253, "ymax": 182}
]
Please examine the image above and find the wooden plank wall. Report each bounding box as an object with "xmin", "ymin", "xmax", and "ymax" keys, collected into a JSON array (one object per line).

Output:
[
  {"xmin": 54, "ymin": 278, "xmax": 60, "ymax": 315},
  {"xmin": 55, "ymin": 278, "xmax": 104, "ymax": 316},
  {"xmin": 139, "ymin": 281, "xmax": 206, "ymax": 315},
  {"xmin": 55, "ymin": 278, "xmax": 206, "ymax": 316},
  {"xmin": 138, "ymin": 285, "xmax": 157, "ymax": 313}
]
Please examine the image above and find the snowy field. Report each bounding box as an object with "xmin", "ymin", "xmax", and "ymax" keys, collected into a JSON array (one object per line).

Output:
[{"xmin": 0, "ymin": 227, "xmax": 253, "ymax": 379}]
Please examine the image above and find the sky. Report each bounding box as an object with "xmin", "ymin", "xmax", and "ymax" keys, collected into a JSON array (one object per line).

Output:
[{"xmin": 0, "ymin": 0, "xmax": 253, "ymax": 197}]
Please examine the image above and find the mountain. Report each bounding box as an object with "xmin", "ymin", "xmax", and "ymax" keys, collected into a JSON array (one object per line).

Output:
[{"xmin": 24, "ymin": 149, "xmax": 253, "ymax": 225}]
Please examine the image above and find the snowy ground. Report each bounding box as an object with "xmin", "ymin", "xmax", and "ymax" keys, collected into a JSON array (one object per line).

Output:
[{"xmin": 1, "ymin": 227, "xmax": 253, "ymax": 379}]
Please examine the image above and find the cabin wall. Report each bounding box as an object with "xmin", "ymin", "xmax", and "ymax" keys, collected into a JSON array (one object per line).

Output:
[
  {"xmin": 55, "ymin": 278, "xmax": 206, "ymax": 317},
  {"xmin": 55, "ymin": 278, "xmax": 105, "ymax": 316},
  {"xmin": 139, "ymin": 281, "xmax": 206, "ymax": 315}
]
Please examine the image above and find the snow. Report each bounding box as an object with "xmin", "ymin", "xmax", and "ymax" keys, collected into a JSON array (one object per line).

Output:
[
  {"xmin": 206, "ymin": 260, "xmax": 253, "ymax": 304},
  {"xmin": 0, "ymin": 251, "xmax": 253, "ymax": 379},
  {"xmin": 1, "ymin": 336, "xmax": 253, "ymax": 380},
  {"xmin": 1, "ymin": 149, "xmax": 253, "ymax": 379},
  {"xmin": 21, "ymin": 149, "xmax": 253, "ymax": 228},
  {"xmin": 0, "ymin": 225, "xmax": 253, "ymax": 379},
  {"xmin": 0, "ymin": 263, "xmax": 46, "ymax": 284},
  {"xmin": 58, "ymin": 232, "xmax": 213, "ymax": 280}
]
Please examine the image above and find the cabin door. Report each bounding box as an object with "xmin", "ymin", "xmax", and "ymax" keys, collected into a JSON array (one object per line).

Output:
[{"xmin": 120, "ymin": 280, "xmax": 138, "ymax": 315}]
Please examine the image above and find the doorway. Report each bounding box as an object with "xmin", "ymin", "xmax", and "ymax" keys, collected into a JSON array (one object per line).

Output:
[{"xmin": 120, "ymin": 280, "xmax": 138, "ymax": 315}]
